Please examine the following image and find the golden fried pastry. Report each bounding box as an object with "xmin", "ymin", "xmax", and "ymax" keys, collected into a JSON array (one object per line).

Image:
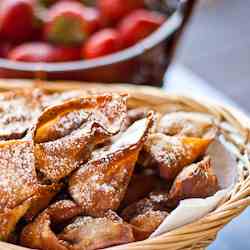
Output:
[
  {"xmin": 121, "ymin": 171, "xmax": 160, "ymax": 208},
  {"xmin": 46, "ymin": 200, "xmax": 83, "ymax": 225},
  {"xmin": 131, "ymin": 210, "xmax": 168, "ymax": 241},
  {"xmin": 58, "ymin": 211, "xmax": 134, "ymax": 250},
  {"xmin": 168, "ymin": 156, "xmax": 219, "ymax": 205},
  {"xmin": 0, "ymin": 199, "xmax": 31, "ymax": 241},
  {"xmin": 0, "ymin": 89, "xmax": 44, "ymax": 141},
  {"xmin": 24, "ymin": 183, "xmax": 62, "ymax": 221},
  {"xmin": 158, "ymin": 112, "xmax": 217, "ymax": 138},
  {"xmin": 121, "ymin": 192, "xmax": 169, "ymax": 241},
  {"xmin": 121, "ymin": 191, "xmax": 170, "ymax": 222},
  {"xmin": 69, "ymin": 114, "xmax": 153, "ymax": 216},
  {"xmin": 21, "ymin": 202, "xmax": 133, "ymax": 250},
  {"xmin": 35, "ymin": 93, "xmax": 127, "ymax": 143},
  {"xmin": 20, "ymin": 200, "xmax": 83, "ymax": 250},
  {"xmin": 34, "ymin": 93, "xmax": 127, "ymax": 181},
  {"xmin": 0, "ymin": 140, "xmax": 37, "ymax": 211},
  {"xmin": 139, "ymin": 133, "xmax": 212, "ymax": 181},
  {"xmin": 21, "ymin": 211, "xmax": 68, "ymax": 250}
]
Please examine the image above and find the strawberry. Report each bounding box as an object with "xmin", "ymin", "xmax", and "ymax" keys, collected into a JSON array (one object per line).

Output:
[
  {"xmin": 118, "ymin": 9, "xmax": 166, "ymax": 48},
  {"xmin": 82, "ymin": 28, "xmax": 121, "ymax": 59},
  {"xmin": 97, "ymin": 0, "xmax": 144, "ymax": 23},
  {"xmin": 8, "ymin": 42, "xmax": 81, "ymax": 62},
  {"xmin": 0, "ymin": 0, "xmax": 35, "ymax": 42},
  {"xmin": 8, "ymin": 42, "xmax": 54, "ymax": 62},
  {"xmin": 81, "ymin": 6, "xmax": 102, "ymax": 33},
  {"xmin": 44, "ymin": 0, "xmax": 101, "ymax": 45},
  {"xmin": 53, "ymin": 45, "xmax": 81, "ymax": 61}
]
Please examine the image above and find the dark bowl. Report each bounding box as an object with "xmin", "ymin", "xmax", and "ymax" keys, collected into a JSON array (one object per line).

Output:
[{"xmin": 0, "ymin": 0, "xmax": 196, "ymax": 87}]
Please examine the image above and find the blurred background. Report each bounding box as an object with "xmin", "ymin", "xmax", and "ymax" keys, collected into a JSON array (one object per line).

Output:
[
  {"xmin": 169, "ymin": 1, "xmax": 250, "ymax": 249},
  {"xmin": 174, "ymin": 0, "xmax": 249, "ymax": 111},
  {"xmin": 0, "ymin": 0, "xmax": 194, "ymax": 84}
]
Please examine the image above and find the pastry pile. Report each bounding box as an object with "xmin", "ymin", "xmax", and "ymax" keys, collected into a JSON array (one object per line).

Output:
[{"xmin": 0, "ymin": 89, "xmax": 219, "ymax": 249}]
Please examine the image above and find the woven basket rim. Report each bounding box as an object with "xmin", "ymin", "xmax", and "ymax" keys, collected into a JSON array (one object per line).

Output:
[{"xmin": 0, "ymin": 79, "xmax": 250, "ymax": 250}]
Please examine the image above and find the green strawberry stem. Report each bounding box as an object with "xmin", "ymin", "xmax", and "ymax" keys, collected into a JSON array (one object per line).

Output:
[{"xmin": 48, "ymin": 15, "xmax": 87, "ymax": 45}]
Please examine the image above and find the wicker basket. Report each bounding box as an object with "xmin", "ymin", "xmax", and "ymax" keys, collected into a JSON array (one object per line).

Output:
[{"xmin": 0, "ymin": 80, "xmax": 250, "ymax": 250}]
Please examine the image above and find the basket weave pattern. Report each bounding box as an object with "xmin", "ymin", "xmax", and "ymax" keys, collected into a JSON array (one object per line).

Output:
[{"xmin": 0, "ymin": 81, "xmax": 250, "ymax": 250}]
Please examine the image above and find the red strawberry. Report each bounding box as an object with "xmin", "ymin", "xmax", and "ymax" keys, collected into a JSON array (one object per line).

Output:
[
  {"xmin": 82, "ymin": 28, "xmax": 121, "ymax": 59},
  {"xmin": 97, "ymin": 0, "xmax": 144, "ymax": 23},
  {"xmin": 0, "ymin": 0, "xmax": 35, "ymax": 41},
  {"xmin": 8, "ymin": 42, "xmax": 81, "ymax": 62},
  {"xmin": 44, "ymin": 0, "xmax": 101, "ymax": 45},
  {"xmin": 8, "ymin": 42, "xmax": 54, "ymax": 62},
  {"xmin": 53, "ymin": 45, "xmax": 81, "ymax": 61},
  {"xmin": 118, "ymin": 9, "xmax": 166, "ymax": 48},
  {"xmin": 81, "ymin": 6, "xmax": 102, "ymax": 33}
]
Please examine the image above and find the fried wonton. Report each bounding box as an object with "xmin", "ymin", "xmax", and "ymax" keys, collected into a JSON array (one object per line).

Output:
[
  {"xmin": 47, "ymin": 200, "xmax": 83, "ymax": 225},
  {"xmin": 21, "ymin": 202, "xmax": 133, "ymax": 250},
  {"xmin": 158, "ymin": 112, "xmax": 217, "ymax": 139},
  {"xmin": 121, "ymin": 192, "xmax": 169, "ymax": 241},
  {"xmin": 121, "ymin": 191, "xmax": 170, "ymax": 222},
  {"xmin": 20, "ymin": 200, "xmax": 83, "ymax": 250},
  {"xmin": 130, "ymin": 210, "xmax": 168, "ymax": 241},
  {"xmin": 139, "ymin": 133, "xmax": 212, "ymax": 181},
  {"xmin": 24, "ymin": 183, "xmax": 63, "ymax": 221},
  {"xmin": 0, "ymin": 89, "xmax": 44, "ymax": 141},
  {"xmin": 33, "ymin": 93, "xmax": 128, "ymax": 181},
  {"xmin": 69, "ymin": 114, "xmax": 153, "ymax": 216},
  {"xmin": 0, "ymin": 140, "xmax": 37, "ymax": 211},
  {"xmin": 21, "ymin": 211, "xmax": 68, "ymax": 250},
  {"xmin": 168, "ymin": 156, "xmax": 219, "ymax": 206},
  {"xmin": 0, "ymin": 199, "xmax": 31, "ymax": 241},
  {"xmin": 58, "ymin": 211, "xmax": 134, "ymax": 250}
]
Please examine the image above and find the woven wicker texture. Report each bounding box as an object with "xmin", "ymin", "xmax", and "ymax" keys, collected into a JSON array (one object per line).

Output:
[{"xmin": 0, "ymin": 80, "xmax": 250, "ymax": 250}]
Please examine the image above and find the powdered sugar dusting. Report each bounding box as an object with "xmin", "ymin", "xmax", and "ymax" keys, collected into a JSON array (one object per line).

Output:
[
  {"xmin": 0, "ymin": 93, "xmax": 42, "ymax": 140},
  {"xmin": 38, "ymin": 109, "xmax": 89, "ymax": 142},
  {"xmin": 69, "ymin": 116, "xmax": 152, "ymax": 216},
  {"xmin": 35, "ymin": 128, "xmax": 93, "ymax": 181},
  {"xmin": 0, "ymin": 141, "xmax": 37, "ymax": 211},
  {"xmin": 158, "ymin": 112, "xmax": 216, "ymax": 138},
  {"xmin": 111, "ymin": 118, "xmax": 148, "ymax": 151},
  {"xmin": 35, "ymin": 93, "xmax": 128, "ymax": 181},
  {"xmin": 148, "ymin": 134, "xmax": 188, "ymax": 169}
]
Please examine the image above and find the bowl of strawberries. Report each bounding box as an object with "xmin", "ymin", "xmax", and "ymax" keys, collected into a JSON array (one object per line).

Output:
[{"xmin": 0, "ymin": 0, "xmax": 196, "ymax": 85}]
